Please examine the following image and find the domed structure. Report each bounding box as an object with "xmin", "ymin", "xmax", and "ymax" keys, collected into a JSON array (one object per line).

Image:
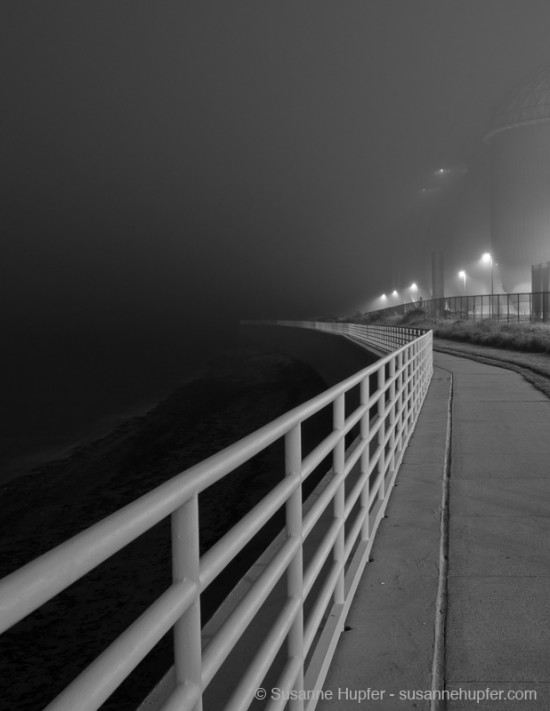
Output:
[
  {"xmin": 486, "ymin": 65, "xmax": 550, "ymax": 294},
  {"xmin": 486, "ymin": 65, "xmax": 550, "ymax": 142}
]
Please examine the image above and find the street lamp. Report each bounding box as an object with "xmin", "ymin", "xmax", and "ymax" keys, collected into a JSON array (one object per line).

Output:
[
  {"xmin": 410, "ymin": 282, "xmax": 418, "ymax": 302},
  {"xmin": 458, "ymin": 270, "xmax": 466, "ymax": 293},
  {"xmin": 481, "ymin": 253, "xmax": 494, "ymax": 317}
]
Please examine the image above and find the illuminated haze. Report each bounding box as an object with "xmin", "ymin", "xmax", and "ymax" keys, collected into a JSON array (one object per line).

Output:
[{"xmin": 3, "ymin": 1, "xmax": 550, "ymax": 457}]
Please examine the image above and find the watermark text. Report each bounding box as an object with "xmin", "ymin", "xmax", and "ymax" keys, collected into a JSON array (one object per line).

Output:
[{"xmin": 254, "ymin": 686, "xmax": 538, "ymax": 704}]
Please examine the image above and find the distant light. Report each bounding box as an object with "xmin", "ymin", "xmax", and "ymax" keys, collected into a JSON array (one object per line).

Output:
[
  {"xmin": 391, "ymin": 290, "xmax": 398, "ymax": 297},
  {"xmin": 434, "ymin": 166, "xmax": 468, "ymax": 178},
  {"xmin": 410, "ymin": 282, "xmax": 418, "ymax": 291},
  {"xmin": 458, "ymin": 270, "xmax": 466, "ymax": 278},
  {"xmin": 381, "ymin": 294, "xmax": 387, "ymax": 300}
]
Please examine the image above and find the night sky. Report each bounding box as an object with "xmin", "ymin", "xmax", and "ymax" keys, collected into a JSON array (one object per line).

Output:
[{"xmin": 3, "ymin": 1, "xmax": 550, "ymax": 462}]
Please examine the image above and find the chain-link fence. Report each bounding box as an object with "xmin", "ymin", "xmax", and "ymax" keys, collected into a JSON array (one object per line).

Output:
[{"xmin": 366, "ymin": 292, "xmax": 550, "ymax": 323}]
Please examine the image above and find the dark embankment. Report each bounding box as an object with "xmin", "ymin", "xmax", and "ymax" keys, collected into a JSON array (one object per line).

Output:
[
  {"xmin": 241, "ymin": 323, "xmax": 378, "ymax": 388},
  {"xmin": 0, "ymin": 332, "xmax": 378, "ymax": 711}
]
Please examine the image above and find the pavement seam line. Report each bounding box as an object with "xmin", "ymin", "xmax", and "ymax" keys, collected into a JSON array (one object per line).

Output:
[{"xmin": 430, "ymin": 369, "xmax": 453, "ymax": 711}]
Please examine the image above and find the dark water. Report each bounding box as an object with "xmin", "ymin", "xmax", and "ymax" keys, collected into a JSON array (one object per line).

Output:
[{"xmin": 1, "ymin": 319, "xmax": 239, "ymax": 481}]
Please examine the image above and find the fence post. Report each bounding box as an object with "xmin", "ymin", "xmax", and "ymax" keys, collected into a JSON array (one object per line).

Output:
[
  {"xmin": 172, "ymin": 496, "xmax": 203, "ymax": 711},
  {"xmin": 360, "ymin": 376, "xmax": 370, "ymax": 541},
  {"xmin": 333, "ymin": 393, "xmax": 346, "ymax": 605},
  {"xmin": 377, "ymin": 365, "xmax": 386, "ymax": 501},
  {"xmin": 406, "ymin": 345, "xmax": 414, "ymax": 435},
  {"xmin": 414, "ymin": 340, "xmax": 422, "ymax": 417},
  {"xmin": 388, "ymin": 357, "xmax": 396, "ymax": 475},
  {"xmin": 285, "ymin": 424, "xmax": 304, "ymax": 708}
]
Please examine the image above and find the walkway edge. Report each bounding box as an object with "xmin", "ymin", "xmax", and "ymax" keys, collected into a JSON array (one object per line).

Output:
[{"xmin": 431, "ymin": 371, "xmax": 453, "ymax": 711}]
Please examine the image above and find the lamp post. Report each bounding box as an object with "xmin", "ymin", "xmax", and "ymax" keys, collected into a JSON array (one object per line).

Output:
[
  {"xmin": 390, "ymin": 290, "xmax": 401, "ymax": 314},
  {"xmin": 481, "ymin": 253, "xmax": 493, "ymax": 317},
  {"xmin": 458, "ymin": 270, "xmax": 467, "ymax": 319}
]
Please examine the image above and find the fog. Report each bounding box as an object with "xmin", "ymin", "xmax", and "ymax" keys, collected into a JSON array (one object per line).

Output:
[{"xmin": 3, "ymin": 1, "xmax": 550, "ymax": 460}]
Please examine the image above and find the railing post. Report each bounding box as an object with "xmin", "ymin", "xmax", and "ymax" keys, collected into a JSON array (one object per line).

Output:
[
  {"xmin": 360, "ymin": 376, "xmax": 370, "ymax": 541},
  {"xmin": 414, "ymin": 340, "xmax": 422, "ymax": 415},
  {"xmin": 333, "ymin": 393, "xmax": 346, "ymax": 605},
  {"xmin": 285, "ymin": 424, "xmax": 304, "ymax": 708},
  {"xmin": 377, "ymin": 366, "xmax": 386, "ymax": 501},
  {"xmin": 405, "ymin": 346, "xmax": 413, "ymax": 435},
  {"xmin": 410, "ymin": 341, "xmax": 418, "ymax": 418},
  {"xmin": 400, "ymin": 349, "xmax": 406, "ymax": 438},
  {"xmin": 388, "ymin": 356, "xmax": 396, "ymax": 474},
  {"xmin": 172, "ymin": 495, "xmax": 203, "ymax": 711}
]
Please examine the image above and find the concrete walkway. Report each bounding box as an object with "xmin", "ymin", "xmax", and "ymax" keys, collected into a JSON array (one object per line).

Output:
[
  {"xmin": 439, "ymin": 352, "xmax": 550, "ymax": 711},
  {"xmin": 318, "ymin": 351, "xmax": 550, "ymax": 710}
]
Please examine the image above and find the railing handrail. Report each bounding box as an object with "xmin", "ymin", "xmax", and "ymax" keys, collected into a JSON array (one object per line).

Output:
[
  {"xmin": 0, "ymin": 322, "xmax": 433, "ymax": 711},
  {"xmin": 244, "ymin": 319, "xmax": 431, "ymax": 354}
]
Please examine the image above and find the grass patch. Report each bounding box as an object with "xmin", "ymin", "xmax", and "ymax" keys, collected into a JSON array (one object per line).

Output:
[
  {"xmin": 431, "ymin": 319, "xmax": 550, "ymax": 353},
  {"xmin": 342, "ymin": 309, "xmax": 550, "ymax": 397},
  {"xmin": 348, "ymin": 309, "xmax": 550, "ymax": 354}
]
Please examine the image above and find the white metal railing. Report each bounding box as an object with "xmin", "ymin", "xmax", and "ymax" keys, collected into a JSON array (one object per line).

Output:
[
  {"xmin": 0, "ymin": 323, "xmax": 433, "ymax": 711},
  {"xmin": 267, "ymin": 319, "xmax": 428, "ymax": 354}
]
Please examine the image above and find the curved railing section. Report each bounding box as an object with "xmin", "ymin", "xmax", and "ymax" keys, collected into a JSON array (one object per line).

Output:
[
  {"xmin": 0, "ymin": 324, "xmax": 433, "ymax": 711},
  {"xmin": 265, "ymin": 319, "xmax": 428, "ymax": 354}
]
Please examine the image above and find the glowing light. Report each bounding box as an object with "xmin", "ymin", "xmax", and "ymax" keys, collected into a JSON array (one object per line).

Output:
[
  {"xmin": 410, "ymin": 282, "xmax": 418, "ymax": 292},
  {"xmin": 391, "ymin": 290, "xmax": 398, "ymax": 297},
  {"xmin": 434, "ymin": 166, "xmax": 468, "ymax": 178},
  {"xmin": 381, "ymin": 294, "xmax": 387, "ymax": 300},
  {"xmin": 481, "ymin": 252, "xmax": 492, "ymax": 265},
  {"xmin": 458, "ymin": 270, "xmax": 466, "ymax": 278}
]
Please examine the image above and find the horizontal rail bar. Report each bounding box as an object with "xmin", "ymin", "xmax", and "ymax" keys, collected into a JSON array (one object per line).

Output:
[
  {"xmin": 200, "ymin": 474, "xmax": 299, "ymax": 590},
  {"xmin": 302, "ymin": 429, "xmax": 343, "ymax": 481},
  {"xmin": 343, "ymin": 436, "xmax": 369, "ymax": 478},
  {"xmin": 201, "ymin": 534, "xmax": 301, "ymax": 687},
  {"xmin": 45, "ymin": 581, "xmax": 196, "ymax": 711},
  {"xmin": 303, "ymin": 518, "xmax": 343, "ymax": 600},
  {"xmin": 304, "ymin": 558, "xmax": 346, "ymax": 656},
  {"xmin": 265, "ymin": 655, "xmax": 304, "ymax": 711},
  {"xmin": 344, "ymin": 506, "xmax": 369, "ymax": 562},
  {"xmin": 159, "ymin": 682, "xmax": 202, "ymax": 711},
  {"xmin": 223, "ymin": 597, "xmax": 302, "ymax": 711},
  {"xmin": 302, "ymin": 469, "xmax": 346, "ymax": 541},
  {"xmin": 344, "ymin": 458, "xmax": 371, "ymax": 519}
]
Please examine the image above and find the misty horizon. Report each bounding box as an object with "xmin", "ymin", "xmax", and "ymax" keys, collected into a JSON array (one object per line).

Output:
[{"xmin": 3, "ymin": 1, "xmax": 550, "ymax": 466}]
